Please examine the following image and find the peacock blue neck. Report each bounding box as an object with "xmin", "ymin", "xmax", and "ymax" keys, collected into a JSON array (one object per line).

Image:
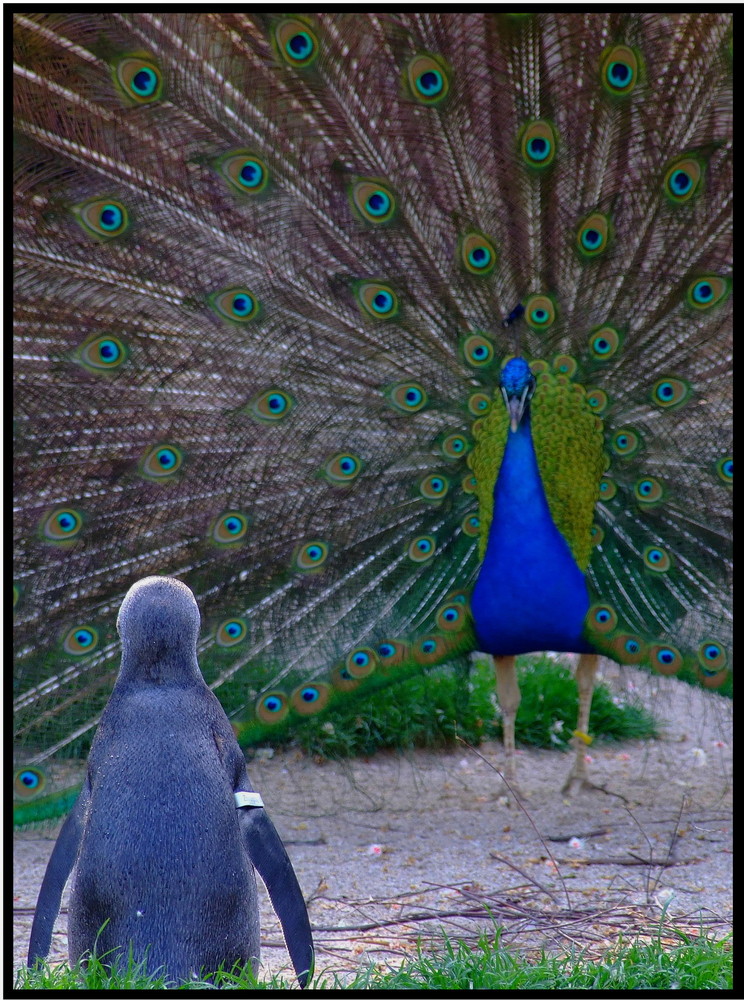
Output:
[{"xmin": 471, "ymin": 410, "xmax": 594, "ymax": 655}]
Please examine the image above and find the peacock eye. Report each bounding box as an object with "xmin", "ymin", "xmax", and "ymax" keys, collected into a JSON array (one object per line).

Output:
[
  {"xmin": 73, "ymin": 198, "xmax": 129, "ymax": 239},
  {"xmin": 218, "ymin": 152, "xmax": 270, "ymax": 194},
  {"xmin": 576, "ymin": 213, "xmax": 610, "ymax": 257},
  {"xmin": 290, "ymin": 682, "xmax": 331, "ymax": 714},
  {"xmin": 79, "ymin": 335, "xmax": 127, "ymax": 371},
  {"xmin": 460, "ymin": 233, "xmax": 497, "ymax": 275},
  {"xmin": 324, "ymin": 453, "xmax": 362, "ymax": 483},
  {"xmin": 650, "ymin": 377, "xmax": 689, "ymax": 409},
  {"xmin": 407, "ymin": 535, "xmax": 436, "ymax": 561},
  {"xmin": 250, "ymin": 389, "xmax": 295, "ymax": 422},
  {"xmin": 715, "ymin": 457, "xmax": 733, "ymax": 483},
  {"xmin": 141, "ymin": 444, "xmax": 183, "ymax": 479},
  {"xmin": 463, "ymin": 334, "xmax": 495, "ymax": 368},
  {"xmin": 357, "ymin": 282, "xmax": 399, "ymax": 318},
  {"xmin": 441, "ymin": 433, "xmax": 471, "ymax": 459},
  {"xmin": 586, "ymin": 603, "xmax": 618, "ymax": 633},
  {"xmin": 462, "ymin": 513, "xmax": 480, "ymax": 536},
  {"xmin": 64, "ymin": 626, "xmax": 98, "ymax": 655},
  {"xmin": 650, "ymin": 644, "xmax": 682, "ymax": 675},
  {"xmin": 588, "ymin": 326, "xmax": 620, "ymax": 360},
  {"xmin": 601, "ymin": 45, "xmax": 639, "ymax": 95},
  {"xmin": 611, "ymin": 428, "xmax": 641, "ymax": 457},
  {"xmin": 407, "ymin": 54, "xmax": 450, "ymax": 104},
  {"xmin": 386, "ymin": 382, "xmax": 428, "ymax": 413},
  {"xmin": 210, "ymin": 287, "xmax": 260, "ymax": 323},
  {"xmin": 256, "ymin": 691, "xmax": 290, "ymax": 723},
  {"xmin": 14, "ymin": 767, "xmax": 47, "ymax": 799},
  {"xmin": 524, "ymin": 294, "xmax": 556, "ymax": 330},
  {"xmin": 634, "ymin": 477, "xmax": 663, "ymax": 504},
  {"xmin": 643, "ymin": 546, "xmax": 671, "ymax": 572},
  {"xmin": 521, "ymin": 121, "xmax": 557, "ymax": 168},
  {"xmin": 276, "ymin": 19, "xmax": 319, "ymax": 67},
  {"xmin": 115, "ymin": 57, "xmax": 163, "ymax": 103},
  {"xmin": 345, "ymin": 646, "xmax": 378, "ymax": 678},
  {"xmin": 686, "ymin": 275, "xmax": 729, "ymax": 310},
  {"xmin": 212, "ymin": 512, "xmax": 249, "ymax": 544},
  {"xmin": 43, "ymin": 508, "xmax": 83, "ymax": 541},
  {"xmin": 216, "ymin": 618, "xmax": 248, "ymax": 646},
  {"xmin": 351, "ymin": 181, "xmax": 396, "ymax": 223},
  {"xmin": 663, "ymin": 156, "xmax": 703, "ymax": 203},
  {"xmin": 419, "ymin": 474, "xmax": 450, "ymax": 500},
  {"xmin": 295, "ymin": 540, "xmax": 329, "ymax": 570}
]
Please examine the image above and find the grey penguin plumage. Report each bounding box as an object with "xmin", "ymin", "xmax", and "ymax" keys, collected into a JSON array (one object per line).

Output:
[{"xmin": 27, "ymin": 577, "xmax": 314, "ymax": 987}]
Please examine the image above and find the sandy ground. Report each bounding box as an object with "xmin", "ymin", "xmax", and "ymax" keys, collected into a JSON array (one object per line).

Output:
[{"xmin": 13, "ymin": 662, "xmax": 732, "ymax": 987}]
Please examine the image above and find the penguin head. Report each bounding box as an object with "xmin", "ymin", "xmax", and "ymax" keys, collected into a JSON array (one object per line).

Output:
[{"xmin": 117, "ymin": 576, "xmax": 202, "ymax": 681}]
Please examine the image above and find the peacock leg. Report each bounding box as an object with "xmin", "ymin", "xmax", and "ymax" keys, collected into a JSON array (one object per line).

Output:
[
  {"xmin": 494, "ymin": 655, "xmax": 521, "ymax": 785},
  {"xmin": 561, "ymin": 653, "xmax": 599, "ymax": 794}
]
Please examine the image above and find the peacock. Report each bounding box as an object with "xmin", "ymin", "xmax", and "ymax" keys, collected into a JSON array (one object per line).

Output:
[{"xmin": 13, "ymin": 12, "xmax": 732, "ymax": 820}]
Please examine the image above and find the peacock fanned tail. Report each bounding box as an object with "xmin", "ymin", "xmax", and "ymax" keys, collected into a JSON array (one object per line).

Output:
[{"xmin": 13, "ymin": 13, "xmax": 732, "ymax": 816}]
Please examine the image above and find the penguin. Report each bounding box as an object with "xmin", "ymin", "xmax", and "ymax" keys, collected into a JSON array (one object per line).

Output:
[{"xmin": 27, "ymin": 576, "xmax": 314, "ymax": 988}]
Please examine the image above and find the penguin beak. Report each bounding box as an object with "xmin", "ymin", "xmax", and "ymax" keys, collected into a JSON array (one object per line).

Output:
[{"xmin": 502, "ymin": 386, "xmax": 530, "ymax": 432}]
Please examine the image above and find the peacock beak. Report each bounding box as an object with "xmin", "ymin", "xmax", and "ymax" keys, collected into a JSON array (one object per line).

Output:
[{"xmin": 503, "ymin": 388, "xmax": 529, "ymax": 431}]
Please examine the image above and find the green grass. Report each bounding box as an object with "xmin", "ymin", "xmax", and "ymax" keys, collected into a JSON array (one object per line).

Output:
[
  {"xmin": 16, "ymin": 925, "xmax": 732, "ymax": 990},
  {"xmin": 270, "ymin": 653, "xmax": 657, "ymax": 759}
]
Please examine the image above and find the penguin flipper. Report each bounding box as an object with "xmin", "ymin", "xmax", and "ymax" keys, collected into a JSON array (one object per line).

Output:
[
  {"xmin": 238, "ymin": 806, "xmax": 314, "ymax": 989},
  {"xmin": 28, "ymin": 782, "xmax": 89, "ymax": 965}
]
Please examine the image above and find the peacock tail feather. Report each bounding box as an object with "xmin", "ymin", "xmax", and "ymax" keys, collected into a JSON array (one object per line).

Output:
[{"xmin": 13, "ymin": 13, "xmax": 732, "ymax": 818}]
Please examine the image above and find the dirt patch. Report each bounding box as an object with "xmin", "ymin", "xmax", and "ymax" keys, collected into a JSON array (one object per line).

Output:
[{"xmin": 13, "ymin": 663, "xmax": 732, "ymax": 986}]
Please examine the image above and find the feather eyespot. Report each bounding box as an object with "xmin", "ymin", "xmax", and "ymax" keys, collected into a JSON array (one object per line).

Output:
[
  {"xmin": 323, "ymin": 453, "xmax": 362, "ymax": 484},
  {"xmin": 345, "ymin": 647, "xmax": 379, "ymax": 679},
  {"xmin": 357, "ymin": 282, "xmax": 399, "ymax": 318},
  {"xmin": 276, "ymin": 19, "xmax": 319, "ymax": 67},
  {"xmin": 611, "ymin": 428, "xmax": 641, "ymax": 458},
  {"xmin": 407, "ymin": 54, "xmax": 450, "ymax": 104},
  {"xmin": 419, "ymin": 474, "xmax": 450, "ymax": 500},
  {"xmin": 115, "ymin": 57, "xmax": 163, "ymax": 103},
  {"xmin": 79, "ymin": 335, "xmax": 127, "ymax": 371},
  {"xmin": 715, "ymin": 457, "xmax": 732, "ymax": 483},
  {"xmin": 441, "ymin": 433, "xmax": 471, "ymax": 459},
  {"xmin": 386, "ymin": 382, "xmax": 428, "ymax": 413},
  {"xmin": 218, "ymin": 152, "xmax": 270, "ymax": 195},
  {"xmin": 462, "ymin": 513, "xmax": 480, "ymax": 536},
  {"xmin": 212, "ymin": 512, "xmax": 249, "ymax": 544},
  {"xmin": 216, "ymin": 618, "xmax": 248, "ymax": 647},
  {"xmin": 643, "ymin": 546, "xmax": 671, "ymax": 572},
  {"xmin": 407, "ymin": 535, "xmax": 436, "ymax": 562},
  {"xmin": 588, "ymin": 326, "xmax": 621, "ymax": 360},
  {"xmin": 63, "ymin": 626, "xmax": 98, "ymax": 655},
  {"xmin": 586, "ymin": 603, "xmax": 618, "ymax": 634},
  {"xmin": 634, "ymin": 477, "xmax": 663, "ymax": 505},
  {"xmin": 415, "ymin": 635, "xmax": 444, "ymax": 664},
  {"xmin": 586, "ymin": 389, "xmax": 609, "ymax": 413},
  {"xmin": 43, "ymin": 508, "xmax": 83, "ymax": 542},
  {"xmin": 250, "ymin": 389, "xmax": 295, "ymax": 422},
  {"xmin": 463, "ymin": 334, "xmax": 495, "ymax": 368},
  {"xmin": 695, "ymin": 642, "xmax": 728, "ymax": 687},
  {"xmin": 210, "ymin": 288, "xmax": 260, "ymax": 323},
  {"xmin": 686, "ymin": 276, "xmax": 729, "ymax": 310},
  {"xmin": 649, "ymin": 644, "xmax": 682, "ymax": 675},
  {"xmin": 73, "ymin": 198, "xmax": 129, "ymax": 239},
  {"xmin": 291, "ymin": 682, "xmax": 331, "ymax": 715},
  {"xmin": 552, "ymin": 355, "xmax": 577, "ymax": 378},
  {"xmin": 436, "ymin": 602, "xmax": 467, "ymax": 632},
  {"xmin": 351, "ymin": 181, "xmax": 396, "ymax": 224},
  {"xmin": 590, "ymin": 524, "xmax": 604, "ymax": 546},
  {"xmin": 14, "ymin": 767, "xmax": 47, "ymax": 799},
  {"xmin": 467, "ymin": 392, "xmax": 491, "ymax": 417},
  {"xmin": 524, "ymin": 294, "xmax": 555, "ymax": 330},
  {"xmin": 598, "ymin": 477, "xmax": 617, "ymax": 500},
  {"xmin": 651, "ymin": 377, "xmax": 689, "ymax": 409},
  {"xmin": 256, "ymin": 692, "xmax": 289, "ymax": 724},
  {"xmin": 577, "ymin": 213, "xmax": 611, "ymax": 257},
  {"xmin": 663, "ymin": 156, "xmax": 703, "ymax": 203},
  {"xmin": 601, "ymin": 45, "xmax": 639, "ymax": 95},
  {"xmin": 608, "ymin": 633, "xmax": 647, "ymax": 664},
  {"xmin": 141, "ymin": 445, "xmax": 183, "ymax": 479},
  {"xmin": 295, "ymin": 540, "xmax": 329, "ymax": 571},
  {"xmin": 521, "ymin": 120, "xmax": 557, "ymax": 168},
  {"xmin": 460, "ymin": 233, "xmax": 497, "ymax": 275},
  {"xmin": 377, "ymin": 640, "xmax": 408, "ymax": 667}
]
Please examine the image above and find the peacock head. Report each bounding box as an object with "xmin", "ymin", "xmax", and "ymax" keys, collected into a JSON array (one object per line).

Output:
[{"xmin": 500, "ymin": 357, "xmax": 536, "ymax": 431}]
